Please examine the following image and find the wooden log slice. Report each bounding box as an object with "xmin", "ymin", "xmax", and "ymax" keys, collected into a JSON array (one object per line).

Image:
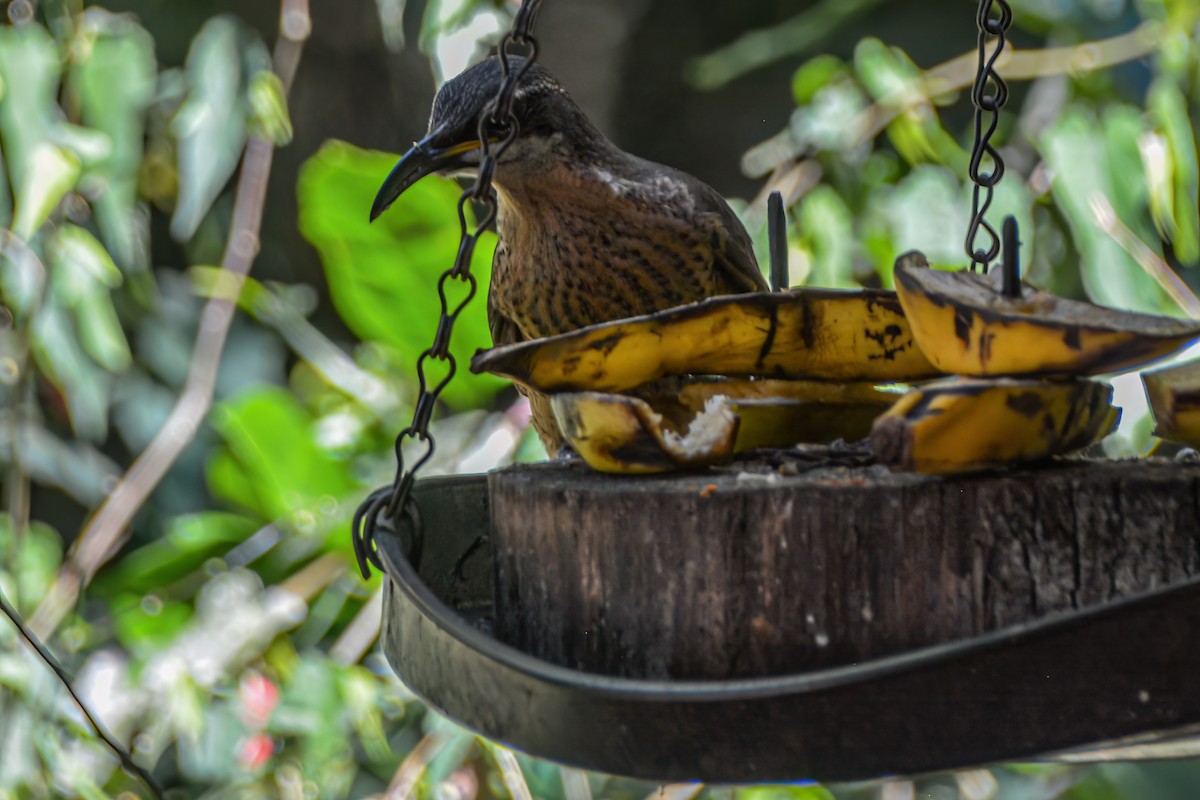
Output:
[{"xmin": 488, "ymin": 459, "xmax": 1200, "ymax": 680}]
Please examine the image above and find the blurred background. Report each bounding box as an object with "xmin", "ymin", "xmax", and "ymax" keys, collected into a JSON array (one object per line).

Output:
[{"xmin": 2, "ymin": 0, "xmax": 1199, "ymax": 796}]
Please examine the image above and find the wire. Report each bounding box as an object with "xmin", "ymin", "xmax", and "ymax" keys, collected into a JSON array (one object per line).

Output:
[{"xmin": 0, "ymin": 589, "xmax": 165, "ymax": 798}]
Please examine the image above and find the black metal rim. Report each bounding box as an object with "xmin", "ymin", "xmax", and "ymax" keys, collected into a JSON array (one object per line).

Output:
[{"xmin": 377, "ymin": 479, "xmax": 1200, "ymax": 782}]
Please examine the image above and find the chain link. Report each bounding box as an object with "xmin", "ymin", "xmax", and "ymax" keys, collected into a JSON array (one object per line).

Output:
[
  {"xmin": 965, "ymin": 0, "xmax": 1013, "ymax": 272},
  {"xmin": 353, "ymin": 0, "xmax": 545, "ymax": 579}
]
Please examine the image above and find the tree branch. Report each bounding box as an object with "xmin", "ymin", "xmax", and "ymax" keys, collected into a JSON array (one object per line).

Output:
[
  {"xmin": 744, "ymin": 22, "xmax": 1167, "ymax": 214},
  {"xmin": 1090, "ymin": 190, "xmax": 1200, "ymax": 319},
  {"xmin": 29, "ymin": 0, "xmax": 312, "ymax": 639}
]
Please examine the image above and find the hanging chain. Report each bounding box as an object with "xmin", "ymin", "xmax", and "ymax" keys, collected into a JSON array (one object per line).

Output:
[
  {"xmin": 353, "ymin": 0, "xmax": 544, "ymax": 579},
  {"xmin": 964, "ymin": 0, "xmax": 1012, "ymax": 272}
]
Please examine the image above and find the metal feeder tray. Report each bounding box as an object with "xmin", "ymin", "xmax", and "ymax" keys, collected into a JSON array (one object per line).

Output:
[{"xmin": 377, "ymin": 474, "xmax": 1200, "ymax": 784}]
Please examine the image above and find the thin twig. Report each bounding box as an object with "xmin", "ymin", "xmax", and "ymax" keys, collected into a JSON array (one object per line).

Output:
[
  {"xmin": 923, "ymin": 22, "xmax": 1163, "ymax": 96},
  {"xmin": 0, "ymin": 588, "xmax": 164, "ymax": 799},
  {"xmin": 329, "ymin": 587, "xmax": 384, "ymax": 665},
  {"xmin": 386, "ymin": 731, "xmax": 452, "ymax": 800},
  {"xmin": 746, "ymin": 21, "xmax": 1166, "ymax": 210},
  {"xmin": 29, "ymin": 0, "xmax": 312, "ymax": 640},
  {"xmin": 1090, "ymin": 191, "xmax": 1200, "ymax": 320},
  {"xmin": 277, "ymin": 553, "xmax": 347, "ymax": 602},
  {"xmin": 560, "ymin": 767, "xmax": 593, "ymax": 800},
  {"xmin": 644, "ymin": 785, "xmax": 704, "ymax": 800},
  {"xmin": 491, "ymin": 745, "xmax": 533, "ymax": 800}
]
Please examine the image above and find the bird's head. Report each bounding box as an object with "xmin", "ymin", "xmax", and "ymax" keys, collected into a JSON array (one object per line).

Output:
[{"xmin": 370, "ymin": 56, "xmax": 594, "ymax": 221}]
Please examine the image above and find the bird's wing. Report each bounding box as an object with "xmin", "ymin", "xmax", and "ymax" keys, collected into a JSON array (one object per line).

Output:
[
  {"xmin": 711, "ymin": 208, "xmax": 769, "ymax": 294},
  {"xmin": 487, "ymin": 294, "xmax": 523, "ymax": 348},
  {"xmin": 690, "ymin": 179, "xmax": 769, "ymax": 295}
]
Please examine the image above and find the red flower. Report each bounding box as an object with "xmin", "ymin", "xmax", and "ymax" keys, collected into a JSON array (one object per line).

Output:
[
  {"xmin": 239, "ymin": 733, "xmax": 275, "ymax": 770},
  {"xmin": 239, "ymin": 672, "xmax": 279, "ymax": 729}
]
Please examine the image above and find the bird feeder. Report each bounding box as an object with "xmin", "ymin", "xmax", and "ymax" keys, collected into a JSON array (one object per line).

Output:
[{"xmin": 358, "ymin": 0, "xmax": 1200, "ymax": 783}]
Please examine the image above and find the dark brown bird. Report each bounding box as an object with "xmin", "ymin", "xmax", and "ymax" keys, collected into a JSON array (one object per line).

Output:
[{"xmin": 371, "ymin": 57, "xmax": 768, "ymax": 455}]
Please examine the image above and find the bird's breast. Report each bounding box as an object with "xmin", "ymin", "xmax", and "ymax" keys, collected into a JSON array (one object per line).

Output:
[{"xmin": 491, "ymin": 180, "xmax": 723, "ymax": 341}]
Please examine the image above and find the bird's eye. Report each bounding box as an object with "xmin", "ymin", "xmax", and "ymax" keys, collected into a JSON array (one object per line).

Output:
[{"xmin": 480, "ymin": 116, "xmax": 516, "ymax": 141}]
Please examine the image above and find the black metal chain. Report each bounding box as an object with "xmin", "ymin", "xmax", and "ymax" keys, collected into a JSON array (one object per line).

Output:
[
  {"xmin": 964, "ymin": 0, "xmax": 1012, "ymax": 272},
  {"xmin": 353, "ymin": 0, "xmax": 544, "ymax": 579}
]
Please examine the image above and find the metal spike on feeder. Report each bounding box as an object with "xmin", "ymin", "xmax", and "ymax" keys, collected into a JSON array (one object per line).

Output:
[
  {"xmin": 768, "ymin": 190, "xmax": 788, "ymax": 292},
  {"xmin": 999, "ymin": 214, "xmax": 1021, "ymax": 298}
]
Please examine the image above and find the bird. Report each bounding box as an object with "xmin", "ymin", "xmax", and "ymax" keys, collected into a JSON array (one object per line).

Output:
[{"xmin": 370, "ymin": 56, "xmax": 769, "ymax": 455}]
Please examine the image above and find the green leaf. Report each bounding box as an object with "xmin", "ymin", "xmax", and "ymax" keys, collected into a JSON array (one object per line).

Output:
[
  {"xmin": 0, "ymin": 232, "xmax": 47, "ymax": 319},
  {"xmin": 0, "ymin": 23, "xmax": 60, "ymax": 192},
  {"xmin": 875, "ymin": 165, "xmax": 963, "ymax": 269},
  {"xmin": 73, "ymin": 290, "xmax": 133, "ymax": 373},
  {"xmin": 298, "ymin": 140, "xmax": 505, "ymax": 409},
  {"xmin": 1148, "ymin": 78, "xmax": 1200, "ymax": 264},
  {"xmin": 788, "ymin": 76, "xmax": 869, "ymax": 156},
  {"xmin": 170, "ymin": 16, "xmax": 269, "ymax": 241},
  {"xmin": 206, "ymin": 449, "xmax": 264, "ymax": 515},
  {"xmin": 48, "ymin": 123, "xmax": 113, "ymax": 165},
  {"xmin": 796, "ymin": 186, "xmax": 855, "ymax": 288},
  {"xmin": 11, "ymin": 143, "xmax": 80, "ymax": 241},
  {"xmin": 375, "ymin": 0, "xmax": 407, "ymax": 51},
  {"xmin": 854, "ymin": 38, "xmax": 963, "ymax": 170},
  {"xmin": 339, "ymin": 667, "xmax": 390, "ymax": 763},
  {"xmin": 46, "ymin": 225, "xmax": 131, "ymax": 372},
  {"xmin": 0, "ymin": 517, "xmax": 63, "ymax": 613},
  {"xmin": 854, "ymin": 38, "xmax": 921, "ymax": 108},
  {"xmin": 1040, "ymin": 105, "xmax": 1167, "ymax": 313},
  {"xmin": 247, "ymin": 70, "xmax": 293, "ymax": 146},
  {"xmin": 177, "ymin": 703, "xmax": 241, "ymax": 783},
  {"xmin": 111, "ymin": 593, "xmax": 192, "ymax": 657},
  {"xmin": 792, "ymin": 55, "xmax": 845, "ymax": 106},
  {"xmin": 67, "ymin": 9, "xmax": 157, "ymax": 270},
  {"xmin": 419, "ymin": 0, "xmax": 500, "ymax": 53},
  {"xmin": 93, "ymin": 512, "xmax": 258, "ymax": 598},
  {"xmin": 208, "ymin": 386, "xmax": 358, "ymax": 520},
  {"xmin": 29, "ymin": 301, "xmax": 110, "ymax": 441},
  {"xmin": 48, "ymin": 224, "xmax": 123, "ymax": 291},
  {"xmin": 14, "ymin": 423, "xmax": 121, "ymax": 507}
]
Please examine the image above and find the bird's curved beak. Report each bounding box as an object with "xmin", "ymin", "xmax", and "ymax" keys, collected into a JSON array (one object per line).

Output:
[{"xmin": 370, "ymin": 133, "xmax": 483, "ymax": 222}]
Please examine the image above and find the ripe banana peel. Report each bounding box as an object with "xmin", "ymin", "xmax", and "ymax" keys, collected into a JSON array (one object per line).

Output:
[
  {"xmin": 472, "ymin": 289, "xmax": 941, "ymax": 393},
  {"xmin": 894, "ymin": 252, "xmax": 1200, "ymax": 377},
  {"xmin": 1143, "ymin": 359, "xmax": 1200, "ymax": 448},
  {"xmin": 552, "ymin": 378, "xmax": 898, "ymax": 474},
  {"xmin": 871, "ymin": 377, "xmax": 1120, "ymax": 475}
]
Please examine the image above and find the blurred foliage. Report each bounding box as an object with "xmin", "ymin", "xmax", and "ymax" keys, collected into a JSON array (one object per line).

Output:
[{"xmin": 0, "ymin": 0, "xmax": 1198, "ymax": 798}]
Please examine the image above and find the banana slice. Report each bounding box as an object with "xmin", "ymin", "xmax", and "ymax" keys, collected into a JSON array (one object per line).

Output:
[
  {"xmin": 871, "ymin": 377, "xmax": 1120, "ymax": 474},
  {"xmin": 472, "ymin": 289, "xmax": 941, "ymax": 393},
  {"xmin": 640, "ymin": 377, "xmax": 897, "ymax": 452},
  {"xmin": 1143, "ymin": 359, "xmax": 1200, "ymax": 447},
  {"xmin": 553, "ymin": 378, "xmax": 899, "ymax": 474},
  {"xmin": 551, "ymin": 392, "xmax": 737, "ymax": 474},
  {"xmin": 894, "ymin": 251, "xmax": 1200, "ymax": 377}
]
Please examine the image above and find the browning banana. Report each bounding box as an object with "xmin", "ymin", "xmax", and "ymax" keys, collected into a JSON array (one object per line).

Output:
[
  {"xmin": 893, "ymin": 252, "xmax": 1200, "ymax": 377},
  {"xmin": 472, "ymin": 288, "xmax": 941, "ymax": 393},
  {"xmin": 552, "ymin": 378, "xmax": 899, "ymax": 474},
  {"xmin": 871, "ymin": 377, "xmax": 1120, "ymax": 474},
  {"xmin": 1143, "ymin": 359, "xmax": 1200, "ymax": 448}
]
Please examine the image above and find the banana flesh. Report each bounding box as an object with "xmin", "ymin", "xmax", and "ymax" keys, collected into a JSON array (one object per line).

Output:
[
  {"xmin": 894, "ymin": 252, "xmax": 1200, "ymax": 377},
  {"xmin": 472, "ymin": 288, "xmax": 941, "ymax": 393},
  {"xmin": 1143, "ymin": 359, "xmax": 1200, "ymax": 447},
  {"xmin": 871, "ymin": 377, "xmax": 1120, "ymax": 474},
  {"xmin": 552, "ymin": 378, "xmax": 899, "ymax": 474},
  {"xmin": 551, "ymin": 392, "xmax": 736, "ymax": 474}
]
